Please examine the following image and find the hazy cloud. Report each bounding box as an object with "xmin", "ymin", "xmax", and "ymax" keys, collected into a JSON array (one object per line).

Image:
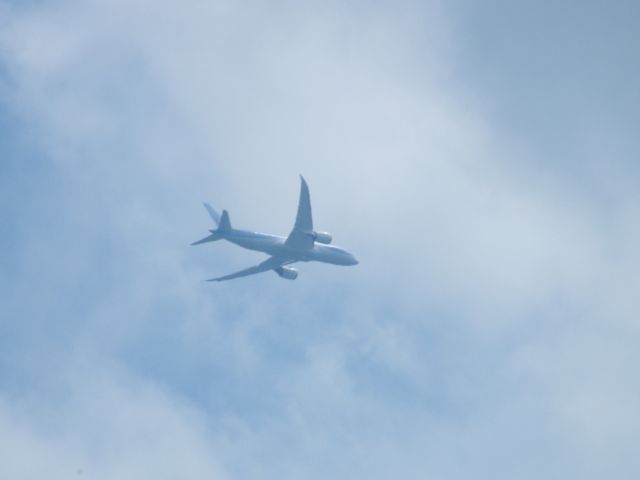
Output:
[{"xmin": 1, "ymin": 0, "xmax": 639, "ymax": 478}]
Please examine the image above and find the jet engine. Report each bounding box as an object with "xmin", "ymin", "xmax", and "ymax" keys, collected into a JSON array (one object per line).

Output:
[
  {"xmin": 312, "ymin": 231, "xmax": 332, "ymax": 244},
  {"xmin": 275, "ymin": 266, "xmax": 298, "ymax": 280}
]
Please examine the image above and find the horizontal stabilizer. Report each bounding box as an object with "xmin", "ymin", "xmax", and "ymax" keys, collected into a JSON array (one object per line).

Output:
[
  {"xmin": 191, "ymin": 233, "xmax": 220, "ymax": 245},
  {"xmin": 203, "ymin": 203, "xmax": 221, "ymax": 225},
  {"xmin": 192, "ymin": 205, "xmax": 230, "ymax": 246}
]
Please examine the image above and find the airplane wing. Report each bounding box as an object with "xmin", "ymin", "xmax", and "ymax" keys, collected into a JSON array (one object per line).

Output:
[
  {"xmin": 207, "ymin": 256, "xmax": 292, "ymax": 282},
  {"xmin": 285, "ymin": 175, "xmax": 314, "ymax": 249}
]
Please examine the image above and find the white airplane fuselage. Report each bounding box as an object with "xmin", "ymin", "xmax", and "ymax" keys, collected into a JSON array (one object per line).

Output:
[
  {"xmin": 220, "ymin": 229, "xmax": 358, "ymax": 266},
  {"xmin": 192, "ymin": 176, "xmax": 357, "ymax": 281}
]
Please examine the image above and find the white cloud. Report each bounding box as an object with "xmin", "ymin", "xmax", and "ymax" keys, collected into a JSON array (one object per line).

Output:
[
  {"xmin": 1, "ymin": 0, "xmax": 639, "ymax": 478},
  {"xmin": 0, "ymin": 353, "xmax": 230, "ymax": 479}
]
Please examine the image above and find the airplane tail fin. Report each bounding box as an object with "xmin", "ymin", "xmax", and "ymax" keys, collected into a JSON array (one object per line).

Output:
[
  {"xmin": 191, "ymin": 204, "xmax": 231, "ymax": 246},
  {"xmin": 201, "ymin": 203, "xmax": 231, "ymax": 231},
  {"xmin": 217, "ymin": 210, "xmax": 231, "ymax": 232}
]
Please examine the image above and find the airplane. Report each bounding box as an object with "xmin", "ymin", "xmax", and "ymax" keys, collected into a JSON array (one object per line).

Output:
[{"xmin": 191, "ymin": 176, "xmax": 358, "ymax": 281}]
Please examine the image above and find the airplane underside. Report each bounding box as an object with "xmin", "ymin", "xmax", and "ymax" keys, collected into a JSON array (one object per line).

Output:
[{"xmin": 191, "ymin": 176, "xmax": 358, "ymax": 281}]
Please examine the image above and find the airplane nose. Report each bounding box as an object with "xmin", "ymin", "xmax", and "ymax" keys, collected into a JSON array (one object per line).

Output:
[{"xmin": 350, "ymin": 256, "xmax": 359, "ymax": 265}]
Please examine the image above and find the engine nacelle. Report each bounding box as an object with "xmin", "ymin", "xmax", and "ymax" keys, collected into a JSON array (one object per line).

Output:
[
  {"xmin": 312, "ymin": 231, "xmax": 332, "ymax": 244},
  {"xmin": 275, "ymin": 266, "xmax": 298, "ymax": 280}
]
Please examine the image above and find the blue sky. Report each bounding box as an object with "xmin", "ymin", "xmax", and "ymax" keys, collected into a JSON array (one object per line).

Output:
[{"xmin": 1, "ymin": 1, "xmax": 639, "ymax": 478}]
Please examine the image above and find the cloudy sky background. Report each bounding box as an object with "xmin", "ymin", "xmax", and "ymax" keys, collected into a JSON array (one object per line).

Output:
[{"xmin": 1, "ymin": 0, "xmax": 639, "ymax": 478}]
